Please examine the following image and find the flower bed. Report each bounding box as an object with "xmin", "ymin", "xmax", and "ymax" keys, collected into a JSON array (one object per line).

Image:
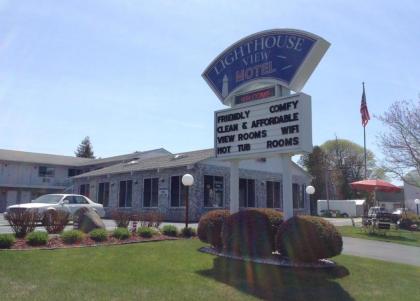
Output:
[{"xmin": 2, "ymin": 232, "xmax": 178, "ymax": 250}]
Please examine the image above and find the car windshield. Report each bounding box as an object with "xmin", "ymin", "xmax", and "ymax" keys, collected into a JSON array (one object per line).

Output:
[{"xmin": 32, "ymin": 195, "xmax": 62, "ymax": 204}]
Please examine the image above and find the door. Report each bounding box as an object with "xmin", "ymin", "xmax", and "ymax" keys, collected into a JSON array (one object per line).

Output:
[
  {"xmin": 0, "ymin": 191, "xmax": 6, "ymax": 212},
  {"xmin": 6, "ymin": 190, "xmax": 17, "ymax": 206}
]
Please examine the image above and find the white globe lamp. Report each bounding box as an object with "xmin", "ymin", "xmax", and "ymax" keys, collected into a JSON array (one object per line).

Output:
[
  {"xmin": 306, "ymin": 185, "xmax": 315, "ymax": 195},
  {"xmin": 182, "ymin": 174, "xmax": 194, "ymax": 186}
]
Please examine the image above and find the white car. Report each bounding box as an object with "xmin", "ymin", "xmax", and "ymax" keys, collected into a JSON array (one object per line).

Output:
[{"xmin": 5, "ymin": 194, "xmax": 105, "ymax": 221}]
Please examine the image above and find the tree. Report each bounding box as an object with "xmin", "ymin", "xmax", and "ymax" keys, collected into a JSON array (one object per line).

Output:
[
  {"xmin": 75, "ymin": 136, "xmax": 95, "ymax": 158},
  {"xmin": 300, "ymin": 146, "xmax": 328, "ymax": 214},
  {"xmin": 376, "ymin": 100, "xmax": 420, "ymax": 187}
]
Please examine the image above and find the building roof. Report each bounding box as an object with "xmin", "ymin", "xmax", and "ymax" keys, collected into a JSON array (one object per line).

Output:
[
  {"xmin": 73, "ymin": 149, "xmax": 215, "ymax": 178},
  {"xmin": 74, "ymin": 148, "xmax": 170, "ymax": 166},
  {"xmin": 0, "ymin": 148, "xmax": 93, "ymax": 166}
]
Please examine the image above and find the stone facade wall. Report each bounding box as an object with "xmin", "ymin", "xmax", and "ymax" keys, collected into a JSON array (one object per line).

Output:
[{"xmin": 73, "ymin": 163, "xmax": 310, "ymax": 222}]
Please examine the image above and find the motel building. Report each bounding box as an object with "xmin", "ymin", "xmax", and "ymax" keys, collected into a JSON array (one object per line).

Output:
[{"xmin": 0, "ymin": 147, "xmax": 311, "ymax": 221}]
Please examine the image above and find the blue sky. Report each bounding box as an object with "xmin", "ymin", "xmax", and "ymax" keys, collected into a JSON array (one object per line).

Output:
[{"xmin": 0, "ymin": 0, "xmax": 419, "ymax": 166}]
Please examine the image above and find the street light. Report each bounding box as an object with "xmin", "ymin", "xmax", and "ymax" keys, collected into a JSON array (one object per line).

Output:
[
  {"xmin": 182, "ymin": 174, "xmax": 194, "ymax": 229},
  {"xmin": 415, "ymin": 199, "xmax": 420, "ymax": 216},
  {"xmin": 306, "ymin": 185, "xmax": 315, "ymax": 195}
]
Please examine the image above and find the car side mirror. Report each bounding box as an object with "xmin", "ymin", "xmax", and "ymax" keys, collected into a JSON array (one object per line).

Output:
[{"xmin": 62, "ymin": 199, "xmax": 69, "ymax": 205}]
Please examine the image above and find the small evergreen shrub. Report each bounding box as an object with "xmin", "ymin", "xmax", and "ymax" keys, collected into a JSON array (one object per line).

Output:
[
  {"xmin": 276, "ymin": 215, "xmax": 343, "ymax": 262},
  {"xmin": 61, "ymin": 230, "xmax": 84, "ymax": 244},
  {"xmin": 221, "ymin": 209, "xmax": 273, "ymax": 258},
  {"xmin": 113, "ymin": 227, "xmax": 130, "ymax": 240},
  {"xmin": 252, "ymin": 208, "xmax": 283, "ymax": 250},
  {"xmin": 0, "ymin": 234, "xmax": 15, "ymax": 249},
  {"xmin": 197, "ymin": 210, "xmax": 230, "ymax": 250},
  {"xmin": 137, "ymin": 227, "xmax": 156, "ymax": 238},
  {"xmin": 89, "ymin": 229, "xmax": 108, "ymax": 242},
  {"xmin": 26, "ymin": 231, "xmax": 48, "ymax": 246},
  {"xmin": 181, "ymin": 227, "xmax": 196, "ymax": 238},
  {"xmin": 161, "ymin": 225, "xmax": 178, "ymax": 237}
]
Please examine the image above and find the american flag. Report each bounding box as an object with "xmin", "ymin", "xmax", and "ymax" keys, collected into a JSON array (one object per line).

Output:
[{"xmin": 360, "ymin": 82, "xmax": 370, "ymax": 127}]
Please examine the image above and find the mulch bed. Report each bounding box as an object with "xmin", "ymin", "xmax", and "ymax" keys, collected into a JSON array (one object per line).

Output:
[
  {"xmin": 6, "ymin": 234, "xmax": 179, "ymax": 250},
  {"xmin": 199, "ymin": 246, "xmax": 337, "ymax": 269}
]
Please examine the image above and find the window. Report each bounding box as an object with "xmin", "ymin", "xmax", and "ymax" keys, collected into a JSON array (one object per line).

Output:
[
  {"xmin": 266, "ymin": 181, "xmax": 281, "ymax": 208},
  {"xmin": 204, "ymin": 175, "xmax": 224, "ymax": 207},
  {"xmin": 143, "ymin": 178, "xmax": 159, "ymax": 207},
  {"xmin": 239, "ymin": 178, "xmax": 255, "ymax": 207},
  {"xmin": 293, "ymin": 183, "xmax": 305, "ymax": 209},
  {"xmin": 39, "ymin": 166, "xmax": 55, "ymax": 177},
  {"xmin": 98, "ymin": 182, "xmax": 110, "ymax": 207},
  {"xmin": 119, "ymin": 180, "xmax": 132, "ymax": 207},
  {"xmin": 170, "ymin": 176, "xmax": 188, "ymax": 207},
  {"xmin": 68, "ymin": 169, "xmax": 82, "ymax": 177},
  {"xmin": 79, "ymin": 184, "xmax": 90, "ymax": 197}
]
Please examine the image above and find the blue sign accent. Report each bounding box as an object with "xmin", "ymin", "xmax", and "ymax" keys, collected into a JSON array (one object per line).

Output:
[{"xmin": 203, "ymin": 30, "xmax": 316, "ymax": 102}]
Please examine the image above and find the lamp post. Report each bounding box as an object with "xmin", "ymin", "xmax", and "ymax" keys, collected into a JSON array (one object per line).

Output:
[
  {"xmin": 182, "ymin": 174, "xmax": 194, "ymax": 229},
  {"xmin": 415, "ymin": 199, "xmax": 420, "ymax": 216},
  {"xmin": 306, "ymin": 186, "xmax": 315, "ymax": 214}
]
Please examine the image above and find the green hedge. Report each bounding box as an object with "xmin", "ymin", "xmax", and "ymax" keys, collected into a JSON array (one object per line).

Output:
[
  {"xmin": 137, "ymin": 227, "xmax": 157, "ymax": 238},
  {"xmin": 197, "ymin": 210, "xmax": 230, "ymax": 250},
  {"xmin": 161, "ymin": 225, "xmax": 178, "ymax": 237},
  {"xmin": 275, "ymin": 215, "xmax": 343, "ymax": 262},
  {"xmin": 113, "ymin": 227, "xmax": 130, "ymax": 240},
  {"xmin": 89, "ymin": 229, "xmax": 108, "ymax": 242},
  {"xmin": 221, "ymin": 209, "xmax": 273, "ymax": 258}
]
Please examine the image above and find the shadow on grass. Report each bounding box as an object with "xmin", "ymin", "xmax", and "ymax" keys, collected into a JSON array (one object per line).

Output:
[
  {"xmin": 198, "ymin": 256, "xmax": 353, "ymax": 301},
  {"xmin": 363, "ymin": 232, "xmax": 418, "ymax": 243}
]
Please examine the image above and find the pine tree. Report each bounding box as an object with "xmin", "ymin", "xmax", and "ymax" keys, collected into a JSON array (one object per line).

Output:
[{"xmin": 75, "ymin": 136, "xmax": 95, "ymax": 158}]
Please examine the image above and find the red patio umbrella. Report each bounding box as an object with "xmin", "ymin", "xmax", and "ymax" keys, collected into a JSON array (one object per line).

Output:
[
  {"xmin": 350, "ymin": 179, "xmax": 401, "ymax": 206},
  {"xmin": 350, "ymin": 179, "xmax": 401, "ymax": 193}
]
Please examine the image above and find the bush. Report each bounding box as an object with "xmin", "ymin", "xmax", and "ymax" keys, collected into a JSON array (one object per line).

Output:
[
  {"xmin": 275, "ymin": 215, "xmax": 343, "ymax": 262},
  {"xmin": 0, "ymin": 234, "xmax": 15, "ymax": 249},
  {"xmin": 43, "ymin": 210, "xmax": 69, "ymax": 234},
  {"xmin": 197, "ymin": 210, "xmax": 230, "ymax": 250},
  {"xmin": 113, "ymin": 227, "xmax": 130, "ymax": 240},
  {"xmin": 111, "ymin": 210, "xmax": 132, "ymax": 228},
  {"xmin": 133, "ymin": 212, "xmax": 164, "ymax": 228},
  {"xmin": 26, "ymin": 231, "xmax": 48, "ymax": 246},
  {"xmin": 221, "ymin": 209, "xmax": 273, "ymax": 258},
  {"xmin": 181, "ymin": 227, "xmax": 196, "ymax": 238},
  {"xmin": 61, "ymin": 230, "xmax": 84, "ymax": 244},
  {"xmin": 399, "ymin": 212, "xmax": 420, "ymax": 230},
  {"xmin": 89, "ymin": 229, "xmax": 108, "ymax": 242},
  {"xmin": 252, "ymin": 208, "xmax": 283, "ymax": 250},
  {"xmin": 5, "ymin": 209, "xmax": 40, "ymax": 238},
  {"xmin": 161, "ymin": 225, "xmax": 178, "ymax": 237},
  {"xmin": 137, "ymin": 227, "xmax": 157, "ymax": 238}
]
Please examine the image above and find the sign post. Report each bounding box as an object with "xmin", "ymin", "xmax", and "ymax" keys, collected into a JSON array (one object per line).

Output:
[{"xmin": 203, "ymin": 29, "xmax": 330, "ymax": 220}]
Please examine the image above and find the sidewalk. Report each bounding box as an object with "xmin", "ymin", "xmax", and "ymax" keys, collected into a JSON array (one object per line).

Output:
[{"xmin": 342, "ymin": 237, "xmax": 420, "ymax": 267}]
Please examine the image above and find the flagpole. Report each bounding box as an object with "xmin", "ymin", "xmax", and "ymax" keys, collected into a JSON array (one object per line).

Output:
[{"xmin": 362, "ymin": 82, "xmax": 367, "ymax": 179}]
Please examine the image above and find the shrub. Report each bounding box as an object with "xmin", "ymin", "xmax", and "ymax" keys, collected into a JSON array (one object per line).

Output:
[
  {"xmin": 113, "ymin": 227, "xmax": 130, "ymax": 240},
  {"xmin": 43, "ymin": 210, "xmax": 69, "ymax": 234},
  {"xmin": 61, "ymin": 230, "xmax": 84, "ymax": 244},
  {"xmin": 161, "ymin": 225, "xmax": 178, "ymax": 237},
  {"xmin": 399, "ymin": 212, "xmax": 420, "ymax": 230},
  {"xmin": 197, "ymin": 210, "xmax": 230, "ymax": 250},
  {"xmin": 5, "ymin": 209, "xmax": 40, "ymax": 238},
  {"xmin": 89, "ymin": 229, "xmax": 108, "ymax": 242},
  {"xmin": 137, "ymin": 226, "xmax": 157, "ymax": 238},
  {"xmin": 111, "ymin": 210, "xmax": 132, "ymax": 228},
  {"xmin": 26, "ymin": 231, "xmax": 48, "ymax": 246},
  {"xmin": 181, "ymin": 227, "xmax": 196, "ymax": 238},
  {"xmin": 276, "ymin": 215, "xmax": 343, "ymax": 262},
  {"xmin": 135, "ymin": 212, "xmax": 164, "ymax": 228},
  {"xmin": 252, "ymin": 208, "xmax": 283, "ymax": 250},
  {"xmin": 0, "ymin": 234, "xmax": 15, "ymax": 249},
  {"xmin": 221, "ymin": 209, "xmax": 273, "ymax": 258}
]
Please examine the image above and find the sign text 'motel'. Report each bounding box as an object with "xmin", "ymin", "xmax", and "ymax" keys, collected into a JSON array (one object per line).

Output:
[
  {"xmin": 202, "ymin": 29, "xmax": 330, "ymax": 105},
  {"xmin": 214, "ymin": 93, "xmax": 312, "ymax": 159}
]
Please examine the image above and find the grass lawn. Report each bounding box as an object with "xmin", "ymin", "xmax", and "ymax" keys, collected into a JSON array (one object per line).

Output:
[
  {"xmin": 0, "ymin": 239, "xmax": 419, "ymax": 301},
  {"xmin": 339, "ymin": 226, "xmax": 420, "ymax": 247}
]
